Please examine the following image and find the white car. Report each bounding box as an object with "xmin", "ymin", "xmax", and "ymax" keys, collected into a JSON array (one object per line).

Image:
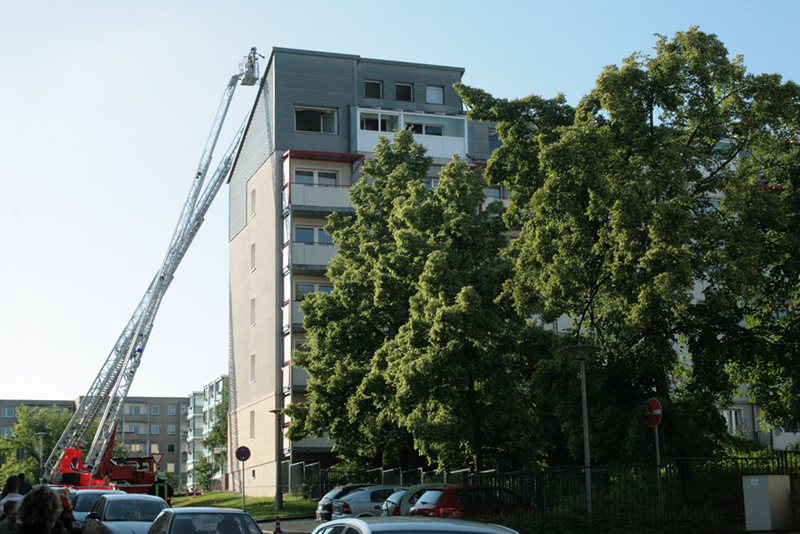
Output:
[
  {"xmin": 312, "ymin": 516, "xmax": 519, "ymax": 534},
  {"xmin": 331, "ymin": 486, "xmax": 399, "ymax": 518},
  {"xmin": 83, "ymin": 493, "xmax": 169, "ymax": 534}
]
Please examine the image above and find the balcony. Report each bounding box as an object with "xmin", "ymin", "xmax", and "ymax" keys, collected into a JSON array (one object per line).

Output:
[
  {"xmin": 287, "ymin": 242, "xmax": 336, "ymax": 270},
  {"xmin": 284, "ymin": 183, "xmax": 353, "ymax": 212},
  {"xmin": 357, "ymin": 109, "xmax": 467, "ymax": 160}
]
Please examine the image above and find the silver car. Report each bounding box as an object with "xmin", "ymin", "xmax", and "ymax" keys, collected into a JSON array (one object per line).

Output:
[
  {"xmin": 83, "ymin": 493, "xmax": 169, "ymax": 534},
  {"xmin": 147, "ymin": 507, "xmax": 262, "ymax": 534},
  {"xmin": 331, "ymin": 486, "xmax": 399, "ymax": 518},
  {"xmin": 312, "ymin": 516, "xmax": 519, "ymax": 534},
  {"xmin": 70, "ymin": 489, "xmax": 127, "ymax": 533}
]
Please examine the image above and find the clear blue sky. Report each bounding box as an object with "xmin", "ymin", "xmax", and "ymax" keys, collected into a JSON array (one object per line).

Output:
[{"xmin": 1, "ymin": 0, "xmax": 798, "ymax": 400}]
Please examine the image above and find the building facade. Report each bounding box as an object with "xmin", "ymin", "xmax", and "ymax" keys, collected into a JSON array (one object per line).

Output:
[
  {"xmin": 1, "ymin": 397, "xmax": 189, "ymax": 487},
  {"xmin": 226, "ymin": 47, "xmax": 501, "ymax": 497},
  {"xmin": 186, "ymin": 375, "xmax": 228, "ymax": 490}
]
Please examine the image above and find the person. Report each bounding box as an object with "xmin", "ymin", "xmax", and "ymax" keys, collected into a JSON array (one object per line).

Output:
[
  {"xmin": 0, "ymin": 500, "xmax": 19, "ymax": 534},
  {"xmin": 0, "ymin": 478, "xmax": 22, "ymax": 509},
  {"xmin": 16, "ymin": 485, "xmax": 62, "ymax": 534},
  {"xmin": 147, "ymin": 473, "xmax": 174, "ymax": 506},
  {"xmin": 52, "ymin": 490, "xmax": 72, "ymax": 534},
  {"xmin": 16, "ymin": 476, "xmax": 30, "ymax": 497}
]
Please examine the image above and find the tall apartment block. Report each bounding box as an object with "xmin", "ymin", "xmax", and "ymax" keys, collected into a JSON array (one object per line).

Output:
[{"xmin": 226, "ymin": 48, "xmax": 501, "ymax": 497}]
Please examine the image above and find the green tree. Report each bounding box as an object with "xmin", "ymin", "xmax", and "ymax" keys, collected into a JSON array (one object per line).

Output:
[
  {"xmin": 195, "ymin": 390, "xmax": 228, "ymax": 490},
  {"xmin": 287, "ymin": 130, "xmax": 553, "ymax": 470},
  {"xmin": 457, "ymin": 27, "xmax": 800, "ymax": 462},
  {"xmin": 0, "ymin": 405, "xmax": 73, "ymax": 483}
]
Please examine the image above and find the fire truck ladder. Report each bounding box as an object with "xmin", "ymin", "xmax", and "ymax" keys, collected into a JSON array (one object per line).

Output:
[{"xmin": 45, "ymin": 48, "xmax": 261, "ymax": 481}]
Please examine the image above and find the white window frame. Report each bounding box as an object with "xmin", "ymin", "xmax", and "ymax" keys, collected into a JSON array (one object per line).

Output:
[
  {"xmin": 151, "ymin": 405, "xmax": 159, "ymax": 416},
  {"xmin": 294, "ymin": 226, "xmax": 332, "ymax": 245},
  {"xmin": 426, "ymin": 86, "xmax": 444, "ymax": 104},
  {"xmin": 365, "ymin": 80, "xmax": 383, "ymax": 99},
  {"xmin": 168, "ymin": 406, "xmax": 176, "ymax": 416},
  {"xmin": 250, "ymin": 298, "xmax": 256, "ymax": 327},
  {"xmin": 396, "ymin": 83, "xmax": 413, "ymax": 102},
  {"xmin": 295, "ymin": 106, "xmax": 337, "ymax": 134},
  {"xmin": 1, "ymin": 428, "xmax": 13, "ymax": 437},
  {"xmin": 1, "ymin": 408, "xmax": 14, "ymax": 418},
  {"xmin": 151, "ymin": 424, "xmax": 160, "ymax": 435},
  {"xmin": 168, "ymin": 424, "xmax": 176, "ymax": 435},
  {"xmin": 295, "ymin": 282, "xmax": 334, "ymax": 301},
  {"xmin": 359, "ymin": 111, "xmax": 399, "ymax": 132},
  {"xmin": 293, "ymin": 169, "xmax": 339, "ymax": 186}
]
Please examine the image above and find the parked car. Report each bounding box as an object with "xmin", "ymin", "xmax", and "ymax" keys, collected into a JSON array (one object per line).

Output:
[
  {"xmin": 409, "ymin": 485, "xmax": 533, "ymax": 519},
  {"xmin": 147, "ymin": 507, "xmax": 262, "ymax": 534},
  {"xmin": 316, "ymin": 484, "xmax": 374, "ymax": 521},
  {"xmin": 331, "ymin": 486, "xmax": 399, "ymax": 519},
  {"xmin": 70, "ymin": 489, "xmax": 127, "ymax": 533},
  {"xmin": 83, "ymin": 493, "xmax": 169, "ymax": 534},
  {"xmin": 311, "ymin": 516, "xmax": 519, "ymax": 534},
  {"xmin": 381, "ymin": 483, "xmax": 452, "ymax": 516}
]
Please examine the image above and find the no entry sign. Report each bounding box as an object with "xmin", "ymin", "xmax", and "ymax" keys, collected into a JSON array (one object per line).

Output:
[{"xmin": 647, "ymin": 398, "xmax": 662, "ymax": 427}]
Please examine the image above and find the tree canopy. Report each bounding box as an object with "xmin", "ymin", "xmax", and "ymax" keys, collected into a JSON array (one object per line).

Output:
[
  {"xmin": 457, "ymin": 27, "xmax": 800, "ymax": 459},
  {"xmin": 286, "ymin": 129, "xmax": 555, "ymax": 470}
]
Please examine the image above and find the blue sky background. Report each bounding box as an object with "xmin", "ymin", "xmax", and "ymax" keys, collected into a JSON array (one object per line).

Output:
[{"xmin": 2, "ymin": 0, "xmax": 799, "ymax": 400}]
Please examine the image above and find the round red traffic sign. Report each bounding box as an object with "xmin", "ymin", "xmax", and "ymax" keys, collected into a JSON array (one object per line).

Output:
[
  {"xmin": 235, "ymin": 446, "xmax": 251, "ymax": 462},
  {"xmin": 647, "ymin": 398, "xmax": 662, "ymax": 427}
]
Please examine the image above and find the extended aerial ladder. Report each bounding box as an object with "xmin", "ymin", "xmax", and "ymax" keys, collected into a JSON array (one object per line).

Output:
[{"xmin": 44, "ymin": 47, "xmax": 262, "ymax": 488}]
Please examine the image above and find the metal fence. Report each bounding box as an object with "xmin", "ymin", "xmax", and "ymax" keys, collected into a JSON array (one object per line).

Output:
[{"xmin": 280, "ymin": 452, "xmax": 800, "ymax": 532}]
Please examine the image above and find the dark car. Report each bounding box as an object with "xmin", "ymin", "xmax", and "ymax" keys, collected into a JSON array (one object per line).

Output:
[
  {"xmin": 409, "ymin": 486, "xmax": 533, "ymax": 519},
  {"xmin": 316, "ymin": 484, "xmax": 373, "ymax": 522},
  {"xmin": 147, "ymin": 507, "xmax": 262, "ymax": 534}
]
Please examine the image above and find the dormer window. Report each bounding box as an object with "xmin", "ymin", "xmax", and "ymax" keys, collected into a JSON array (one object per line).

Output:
[
  {"xmin": 426, "ymin": 86, "xmax": 443, "ymax": 104},
  {"xmin": 396, "ymin": 83, "xmax": 413, "ymax": 102},
  {"xmin": 365, "ymin": 81, "xmax": 383, "ymax": 99}
]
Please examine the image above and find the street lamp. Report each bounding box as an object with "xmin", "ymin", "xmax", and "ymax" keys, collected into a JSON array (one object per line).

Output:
[
  {"xmin": 563, "ymin": 344, "xmax": 600, "ymax": 520},
  {"xmin": 35, "ymin": 432, "xmax": 48, "ymax": 484},
  {"xmin": 269, "ymin": 409, "xmax": 283, "ymax": 511}
]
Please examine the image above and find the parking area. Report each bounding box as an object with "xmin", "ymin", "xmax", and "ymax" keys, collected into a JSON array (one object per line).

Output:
[{"xmin": 260, "ymin": 516, "xmax": 320, "ymax": 534}]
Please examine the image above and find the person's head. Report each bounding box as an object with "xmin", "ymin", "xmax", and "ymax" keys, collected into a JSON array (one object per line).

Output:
[
  {"xmin": 2, "ymin": 500, "xmax": 17, "ymax": 520},
  {"xmin": 17, "ymin": 473, "xmax": 26, "ymax": 483},
  {"xmin": 156, "ymin": 472, "xmax": 166, "ymax": 482},
  {"xmin": 4, "ymin": 476, "xmax": 19, "ymax": 493},
  {"xmin": 17, "ymin": 485, "xmax": 62, "ymax": 529}
]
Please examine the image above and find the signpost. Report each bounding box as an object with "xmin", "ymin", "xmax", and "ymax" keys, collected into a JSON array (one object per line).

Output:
[
  {"xmin": 236, "ymin": 446, "xmax": 251, "ymax": 512},
  {"xmin": 647, "ymin": 398, "xmax": 664, "ymax": 517}
]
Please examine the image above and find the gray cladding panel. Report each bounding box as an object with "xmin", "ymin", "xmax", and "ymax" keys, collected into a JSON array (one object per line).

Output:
[
  {"xmin": 229, "ymin": 72, "xmax": 275, "ymax": 240},
  {"xmin": 273, "ymin": 52, "xmax": 355, "ymax": 153},
  {"xmin": 358, "ymin": 60, "xmax": 464, "ymax": 115}
]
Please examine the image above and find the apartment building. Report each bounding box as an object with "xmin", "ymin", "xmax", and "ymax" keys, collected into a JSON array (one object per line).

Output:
[
  {"xmin": 186, "ymin": 375, "xmax": 228, "ymax": 490},
  {"xmin": 1, "ymin": 397, "xmax": 189, "ymax": 487},
  {"xmin": 226, "ymin": 47, "xmax": 501, "ymax": 497}
]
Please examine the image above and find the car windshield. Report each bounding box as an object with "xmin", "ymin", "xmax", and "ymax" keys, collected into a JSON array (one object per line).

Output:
[
  {"xmin": 321, "ymin": 487, "xmax": 347, "ymax": 500},
  {"xmin": 171, "ymin": 513, "xmax": 262, "ymax": 534},
  {"xmin": 105, "ymin": 501, "xmax": 166, "ymax": 521}
]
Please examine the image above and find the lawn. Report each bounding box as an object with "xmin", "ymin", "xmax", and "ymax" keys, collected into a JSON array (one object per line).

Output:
[{"xmin": 172, "ymin": 491, "xmax": 316, "ymax": 521}]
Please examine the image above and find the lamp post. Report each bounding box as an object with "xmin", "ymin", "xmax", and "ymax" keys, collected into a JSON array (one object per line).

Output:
[
  {"xmin": 35, "ymin": 432, "xmax": 47, "ymax": 484},
  {"xmin": 269, "ymin": 409, "xmax": 283, "ymax": 511},
  {"xmin": 563, "ymin": 344, "xmax": 600, "ymax": 520}
]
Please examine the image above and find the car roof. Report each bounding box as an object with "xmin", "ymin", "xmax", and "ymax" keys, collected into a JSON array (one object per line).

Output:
[
  {"xmin": 100, "ymin": 493, "xmax": 167, "ymax": 502},
  {"xmin": 313, "ymin": 516, "xmax": 518, "ymax": 534},
  {"xmin": 167, "ymin": 508, "xmax": 249, "ymax": 514},
  {"xmin": 74, "ymin": 489, "xmax": 127, "ymax": 494}
]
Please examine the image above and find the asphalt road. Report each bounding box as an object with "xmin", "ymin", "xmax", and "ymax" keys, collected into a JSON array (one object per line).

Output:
[{"xmin": 259, "ymin": 516, "xmax": 320, "ymax": 534}]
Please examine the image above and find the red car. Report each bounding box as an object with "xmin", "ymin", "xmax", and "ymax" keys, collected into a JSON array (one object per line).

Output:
[{"xmin": 409, "ymin": 486, "xmax": 532, "ymax": 519}]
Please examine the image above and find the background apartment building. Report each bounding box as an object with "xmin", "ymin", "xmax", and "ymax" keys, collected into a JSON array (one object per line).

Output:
[
  {"xmin": 226, "ymin": 47, "xmax": 501, "ymax": 497},
  {"xmin": 186, "ymin": 375, "xmax": 228, "ymax": 491}
]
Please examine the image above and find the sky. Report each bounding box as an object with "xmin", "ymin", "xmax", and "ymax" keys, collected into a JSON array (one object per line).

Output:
[{"xmin": 2, "ymin": 0, "xmax": 799, "ymax": 401}]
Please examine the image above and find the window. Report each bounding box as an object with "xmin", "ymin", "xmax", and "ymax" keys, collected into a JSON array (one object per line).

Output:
[
  {"xmin": 124, "ymin": 423, "xmax": 142, "ymax": 434},
  {"xmin": 151, "ymin": 424, "xmax": 159, "ymax": 435},
  {"xmin": 484, "ymin": 186, "xmax": 503, "ymax": 199},
  {"xmin": 489, "ymin": 129, "xmax": 502, "ymax": 152},
  {"xmin": 167, "ymin": 444, "xmax": 175, "ymax": 453},
  {"xmin": 168, "ymin": 406, "xmax": 176, "ymax": 416},
  {"xmin": 426, "ymin": 86, "xmax": 443, "ymax": 104},
  {"xmin": 723, "ymin": 409, "xmax": 744, "ymax": 435},
  {"xmin": 294, "ymin": 169, "xmax": 338, "ymax": 186},
  {"xmin": 365, "ymin": 80, "xmax": 383, "ymax": 99},
  {"xmin": 406, "ymin": 123, "xmax": 443, "ymax": 136},
  {"xmin": 295, "ymin": 227, "xmax": 332, "ymax": 245},
  {"xmin": 250, "ymin": 243, "xmax": 256, "ymax": 272},
  {"xmin": 167, "ymin": 463, "xmax": 175, "ymax": 473},
  {"xmin": 250, "ymin": 298, "xmax": 256, "ymax": 327},
  {"xmin": 250, "ymin": 354, "xmax": 256, "ymax": 383},
  {"xmin": 1, "ymin": 428, "xmax": 12, "ymax": 438},
  {"xmin": 168, "ymin": 425, "xmax": 176, "ymax": 435},
  {"xmin": 126, "ymin": 405, "xmax": 143, "ymax": 415},
  {"xmin": 296, "ymin": 283, "xmax": 333, "ymax": 301},
  {"xmin": 360, "ymin": 112, "xmax": 399, "ymax": 132},
  {"xmin": 249, "ymin": 410, "xmax": 255, "ymax": 440},
  {"xmin": 396, "ymin": 83, "xmax": 413, "ymax": 102},
  {"xmin": 1, "ymin": 408, "xmax": 14, "ymax": 418},
  {"xmin": 150, "ymin": 443, "xmax": 159, "ymax": 453},
  {"xmin": 250, "ymin": 189, "xmax": 256, "ymax": 218},
  {"xmin": 129, "ymin": 443, "xmax": 143, "ymax": 453},
  {"xmin": 151, "ymin": 406, "xmax": 159, "ymax": 416},
  {"xmin": 295, "ymin": 107, "xmax": 337, "ymax": 133}
]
